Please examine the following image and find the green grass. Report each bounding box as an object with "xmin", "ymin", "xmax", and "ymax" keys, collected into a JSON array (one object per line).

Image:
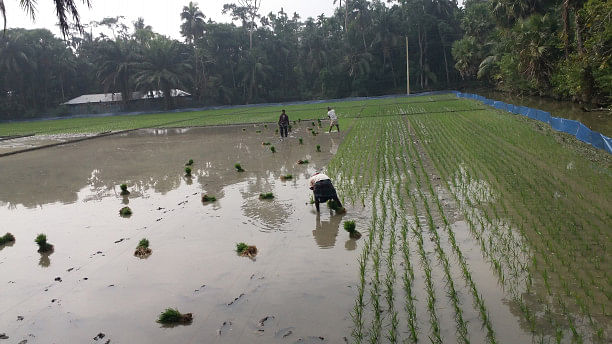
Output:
[{"xmin": 0, "ymin": 94, "xmax": 462, "ymax": 136}]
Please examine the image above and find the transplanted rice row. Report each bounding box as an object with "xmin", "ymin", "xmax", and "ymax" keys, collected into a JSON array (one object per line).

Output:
[
  {"xmin": 327, "ymin": 95, "xmax": 610, "ymax": 344},
  {"xmin": 409, "ymin": 112, "xmax": 610, "ymax": 342}
]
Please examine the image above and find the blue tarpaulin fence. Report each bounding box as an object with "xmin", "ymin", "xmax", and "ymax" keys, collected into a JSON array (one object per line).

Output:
[{"xmin": 455, "ymin": 92, "xmax": 612, "ymax": 155}]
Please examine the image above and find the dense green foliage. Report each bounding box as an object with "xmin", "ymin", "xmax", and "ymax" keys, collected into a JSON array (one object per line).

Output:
[
  {"xmin": 453, "ymin": 0, "xmax": 611, "ymax": 105},
  {"xmin": 0, "ymin": 0, "xmax": 462, "ymax": 119}
]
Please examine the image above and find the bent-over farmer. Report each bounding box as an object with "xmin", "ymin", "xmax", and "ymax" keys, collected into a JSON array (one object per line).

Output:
[
  {"xmin": 278, "ymin": 109, "xmax": 289, "ymax": 138},
  {"xmin": 309, "ymin": 172, "xmax": 345, "ymax": 213},
  {"xmin": 327, "ymin": 107, "xmax": 339, "ymax": 133}
]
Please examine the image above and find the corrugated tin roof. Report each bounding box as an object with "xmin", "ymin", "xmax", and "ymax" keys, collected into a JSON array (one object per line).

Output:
[{"xmin": 62, "ymin": 89, "xmax": 191, "ymax": 105}]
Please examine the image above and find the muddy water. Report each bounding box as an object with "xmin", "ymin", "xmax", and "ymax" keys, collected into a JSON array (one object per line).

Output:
[{"xmin": 0, "ymin": 125, "xmax": 362, "ymax": 343}]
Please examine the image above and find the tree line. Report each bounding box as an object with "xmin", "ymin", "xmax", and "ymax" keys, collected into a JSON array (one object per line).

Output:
[
  {"xmin": 0, "ymin": 0, "xmax": 609, "ymax": 120},
  {"xmin": 453, "ymin": 0, "xmax": 610, "ymax": 105}
]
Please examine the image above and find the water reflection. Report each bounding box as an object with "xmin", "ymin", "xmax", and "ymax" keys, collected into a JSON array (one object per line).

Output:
[
  {"xmin": 312, "ymin": 212, "xmax": 346, "ymax": 248},
  {"xmin": 0, "ymin": 125, "xmax": 333, "ymax": 209},
  {"xmin": 39, "ymin": 249, "xmax": 53, "ymax": 267},
  {"xmin": 0, "ymin": 240, "xmax": 15, "ymax": 251}
]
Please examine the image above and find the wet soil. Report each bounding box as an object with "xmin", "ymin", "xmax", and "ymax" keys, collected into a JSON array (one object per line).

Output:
[{"xmin": 0, "ymin": 124, "xmax": 359, "ymax": 343}]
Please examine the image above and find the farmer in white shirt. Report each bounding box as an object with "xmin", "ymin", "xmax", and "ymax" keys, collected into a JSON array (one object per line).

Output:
[
  {"xmin": 327, "ymin": 107, "xmax": 340, "ymax": 133},
  {"xmin": 309, "ymin": 172, "xmax": 345, "ymax": 213}
]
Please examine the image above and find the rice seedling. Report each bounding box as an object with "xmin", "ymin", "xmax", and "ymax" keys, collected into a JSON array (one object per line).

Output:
[
  {"xmin": 270, "ymin": 146, "xmax": 276, "ymax": 153},
  {"xmin": 0, "ymin": 232, "xmax": 15, "ymax": 245},
  {"xmin": 157, "ymin": 308, "xmax": 193, "ymax": 324},
  {"xmin": 264, "ymin": 124, "xmax": 268, "ymax": 128},
  {"xmin": 312, "ymin": 121, "xmax": 316, "ymax": 126},
  {"xmin": 134, "ymin": 238, "xmax": 152, "ymax": 258},
  {"xmin": 297, "ymin": 159, "xmax": 309, "ymax": 164},
  {"xmin": 344, "ymin": 220, "xmax": 362, "ymax": 239},
  {"xmin": 236, "ymin": 242, "xmax": 258, "ymax": 258},
  {"xmin": 184, "ymin": 166, "xmax": 192, "ymax": 176},
  {"xmin": 242, "ymin": 128, "xmax": 246, "ymax": 131},
  {"xmin": 234, "ymin": 163, "xmax": 245, "ymax": 172},
  {"xmin": 298, "ymin": 138, "xmax": 303, "ymax": 144},
  {"xmin": 256, "ymin": 130, "xmax": 262, "ymax": 133},
  {"xmin": 35, "ymin": 234, "xmax": 53, "ymax": 252},
  {"xmin": 311, "ymin": 130, "xmax": 318, "ymax": 136},
  {"xmin": 262, "ymin": 142, "xmax": 271, "ymax": 146},
  {"xmin": 120, "ymin": 183, "xmax": 130, "ymax": 195},
  {"xmin": 119, "ymin": 206, "xmax": 132, "ymax": 217},
  {"xmin": 185, "ymin": 159, "xmax": 194, "ymax": 166},
  {"xmin": 259, "ymin": 192, "xmax": 274, "ymax": 200},
  {"xmin": 316, "ymin": 144, "xmax": 321, "ymax": 152},
  {"xmin": 201, "ymin": 194, "xmax": 216, "ymax": 202},
  {"xmin": 280, "ymin": 174, "xmax": 293, "ymax": 180}
]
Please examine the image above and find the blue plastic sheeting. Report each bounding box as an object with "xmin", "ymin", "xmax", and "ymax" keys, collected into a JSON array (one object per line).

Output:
[{"xmin": 456, "ymin": 92, "xmax": 612, "ymax": 155}]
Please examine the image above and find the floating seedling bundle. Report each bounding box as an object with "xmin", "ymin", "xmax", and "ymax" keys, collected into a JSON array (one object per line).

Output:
[
  {"xmin": 280, "ymin": 174, "xmax": 293, "ymax": 181},
  {"xmin": 119, "ymin": 206, "xmax": 132, "ymax": 217},
  {"xmin": 201, "ymin": 194, "xmax": 216, "ymax": 202},
  {"xmin": 120, "ymin": 183, "xmax": 130, "ymax": 196},
  {"xmin": 134, "ymin": 238, "xmax": 152, "ymax": 258},
  {"xmin": 185, "ymin": 159, "xmax": 194, "ymax": 166},
  {"xmin": 344, "ymin": 220, "xmax": 362, "ymax": 239},
  {"xmin": 299, "ymin": 138, "xmax": 303, "ymax": 144},
  {"xmin": 236, "ymin": 242, "xmax": 258, "ymax": 258},
  {"xmin": 316, "ymin": 144, "xmax": 321, "ymax": 152},
  {"xmin": 297, "ymin": 159, "xmax": 309, "ymax": 165},
  {"xmin": 157, "ymin": 308, "xmax": 193, "ymax": 325},
  {"xmin": 184, "ymin": 166, "xmax": 192, "ymax": 176},
  {"xmin": 262, "ymin": 142, "xmax": 271, "ymax": 146},
  {"xmin": 235, "ymin": 163, "xmax": 245, "ymax": 172},
  {"xmin": 0, "ymin": 232, "xmax": 15, "ymax": 245},
  {"xmin": 259, "ymin": 192, "xmax": 274, "ymax": 200},
  {"xmin": 35, "ymin": 234, "xmax": 53, "ymax": 252},
  {"xmin": 270, "ymin": 146, "xmax": 276, "ymax": 153}
]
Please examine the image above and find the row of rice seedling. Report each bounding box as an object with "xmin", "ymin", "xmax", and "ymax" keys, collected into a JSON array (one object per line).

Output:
[{"xmin": 409, "ymin": 111, "xmax": 610, "ymax": 342}]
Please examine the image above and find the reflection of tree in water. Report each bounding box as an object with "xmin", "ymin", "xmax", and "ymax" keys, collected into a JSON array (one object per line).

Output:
[
  {"xmin": 312, "ymin": 212, "xmax": 345, "ymax": 248},
  {"xmin": 0, "ymin": 126, "xmax": 335, "ymax": 209},
  {"xmin": 0, "ymin": 241, "xmax": 15, "ymax": 252}
]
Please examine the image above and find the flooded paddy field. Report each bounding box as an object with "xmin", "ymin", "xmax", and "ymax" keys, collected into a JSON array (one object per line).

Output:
[
  {"xmin": 0, "ymin": 124, "xmax": 366, "ymax": 343},
  {"xmin": 1, "ymin": 94, "xmax": 611, "ymax": 343}
]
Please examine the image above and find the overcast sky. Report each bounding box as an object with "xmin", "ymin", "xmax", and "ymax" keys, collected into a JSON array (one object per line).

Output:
[{"xmin": 5, "ymin": 0, "xmax": 338, "ymax": 39}]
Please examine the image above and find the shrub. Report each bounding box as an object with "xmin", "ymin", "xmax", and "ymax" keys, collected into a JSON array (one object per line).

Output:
[
  {"xmin": 259, "ymin": 192, "xmax": 274, "ymax": 200},
  {"xmin": 157, "ymin": 308, "xmax": 193, "ymax": 324},
  {"xmin": 235, "ymin": 163, "xmax": 245, "ymax": 172},
  {"xmin": 119, "ymin": 206, "xmax": 132, "ymax": 216},
  {"xmin": 0, "ymin": 232, "xmax": 15, "ymax": 245},
  {"xmin": 35, "ymin": 233, "xmax": 53, "ymax": 252},
  {"xmin": 120, "ymin": 184, "xmax": 130, "ymax": 196},
  {"xmin": 202, "ymin": 194, "xmax": 216, "ymax": 202},
  {"xmin": 184, "ymin": 166, "xmax": 192, "ymax": 176}
]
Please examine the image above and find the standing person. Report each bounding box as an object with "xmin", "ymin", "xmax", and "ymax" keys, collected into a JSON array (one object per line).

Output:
[
  {"xmin": 309, "ymin": 172, "xmax": 345, "ymax": 213},
  {"xmin": 327, "ymin": 107, "xmax": 340, "ymax": 132},
  {"xmin": 278, "ymin": 109, "xmax": 289, "ymax": 138}
]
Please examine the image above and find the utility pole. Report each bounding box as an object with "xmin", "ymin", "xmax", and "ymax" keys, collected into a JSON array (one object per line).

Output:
[{"xmin": 406, "ymin": 36, "xmax": 410, "ymax": 94}]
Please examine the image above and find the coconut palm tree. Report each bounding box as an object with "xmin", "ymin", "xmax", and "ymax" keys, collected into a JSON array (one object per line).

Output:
[
  {"xmin": 96, "ymin": 38, "xmax": 138, "ymax": 108},
  {"xmin": 133, "ymin": 37, "xmax": 191, "ymax": 109},
  {"xmin": 180, "ymin": 2, "xmax": 206, "ymax": 101},
  {"xmin": 1, "ymin": 0, "xmax": 91, "ymax": 37}
]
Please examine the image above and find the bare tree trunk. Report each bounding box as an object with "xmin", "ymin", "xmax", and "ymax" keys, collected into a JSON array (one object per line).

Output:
[
  {"xmin": 574, "ymin": 11, "xmax": 584, "ymax": 55},
  {"xmin": 562, "ymin": 0, "xmax": 570, "ymax": 59},
  {"xmin": 418, "ymin": 25, "xmax": 423, "ymax": 89}
]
